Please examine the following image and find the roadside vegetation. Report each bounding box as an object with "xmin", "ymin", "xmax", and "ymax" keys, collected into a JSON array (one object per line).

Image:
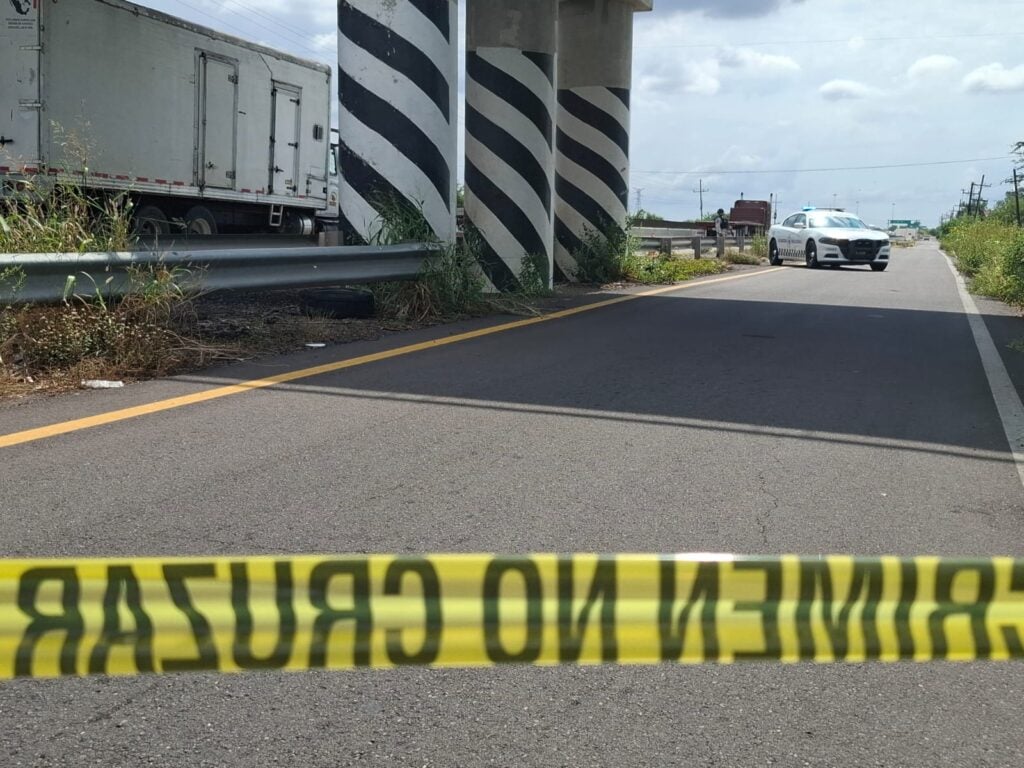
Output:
[
  {"xmin": 621, "ymin": 254, "xmax": 727, "ymax": 283},
  {"xmin": 0, "ymin": 180, "xmax": 216, "ymax": 396},
  {"xmin": 0, "ymin": 178, "xmax": 135, "ymax": 254},
  {"xmin": 1, "ymin": 182, "xmax": 748, "ymax": 397},
  {"xmin": 750, "ymin": 234, "xmax": 768, "ymax": 260},
  {"xmin": 571, "ymin": 219, "xmax": 739, "ymax": 284},
  {"xmin": 367, "ymin": 196, "xmax": 541, "ymax": 322},
  {"xmin": 941, "ymin": 194, "xmax": 1024, "ymax": 307}
]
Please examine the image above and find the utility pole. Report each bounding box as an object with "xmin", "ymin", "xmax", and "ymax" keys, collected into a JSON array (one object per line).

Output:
[
  {"xmin": 975, "ymin": 175, "xmax": 992, "ymax": 217},
  {"xmin": 692, "ymin": 179, "xmax": 707, "ymax": 219},
  {"xmin": 964, "ymin": 182, "xmax": 976, "ymax": 216},
  {"xmin": 1014, "ymin": 168, "xmax": 1022, "ymax": 227},
  {"xmin": 634, "ymin": 188, "xmax": 644, "ymax": 214}
]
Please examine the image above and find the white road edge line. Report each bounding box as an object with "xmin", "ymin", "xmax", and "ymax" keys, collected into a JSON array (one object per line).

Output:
[{"xmin": 944, "ymin": 250, "xmax": 1024, "ymax": 491}]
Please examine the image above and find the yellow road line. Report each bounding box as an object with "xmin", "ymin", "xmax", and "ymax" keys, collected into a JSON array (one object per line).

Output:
[{"xmin": 0, "ymin": 268, "xmax": 785, "ymax": 449}]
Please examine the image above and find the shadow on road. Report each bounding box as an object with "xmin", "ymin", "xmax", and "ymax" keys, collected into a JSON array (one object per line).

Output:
[{"xmin": 174, "ymin": 291, "xmax": 1017, "ymax": 460}]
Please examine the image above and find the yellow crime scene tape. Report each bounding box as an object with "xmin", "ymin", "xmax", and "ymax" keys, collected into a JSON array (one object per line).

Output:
[{"xmin": 1, "ymin": 554, "xmax": 1023, "ymax": 679}]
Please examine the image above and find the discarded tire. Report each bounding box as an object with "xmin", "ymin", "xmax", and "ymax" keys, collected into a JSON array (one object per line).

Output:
[{"xmin": 299, "ymin": 287, "xmax": 375, "ymax": 319}]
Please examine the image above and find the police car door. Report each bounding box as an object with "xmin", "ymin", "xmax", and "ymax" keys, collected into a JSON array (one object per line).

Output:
[{"xmin": 790, "ymin": 214, "xmax": 808, "ymax": 258}]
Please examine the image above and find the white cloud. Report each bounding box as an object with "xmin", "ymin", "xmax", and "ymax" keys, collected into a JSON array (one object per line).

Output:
[
  {"xmin": 310, "ymin": 32, "xmax": 335, "ymax": 54},
  {"xmin": 848, "ymin": 36, "xmax": 865, "ymax": 52},
  {"xmin": 908, "ymin": 55, "xmax": 961, "ymax": 80},
  {"xmin": 636, "ymin": 47, "xmax": 798, "ymax": 101},
  {"xmin": 664, "ymin": 0, "xmax": 806, "ymax": 17},
  {"xmin": 963, "ymin": 63, "xmax": 1024, "ymax": 93},
  {"xmin": 718, "ymin": 47, "xmax": 800, "ymax": 76},
  {"xmin": 637, "ymin": 58, "xmax": 721, "ymax": 97},
  {"xmin": 819, "ymin": 79, "xmax": 878, "ymax": 100}
]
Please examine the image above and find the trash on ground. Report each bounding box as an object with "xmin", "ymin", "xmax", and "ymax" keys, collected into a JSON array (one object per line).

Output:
[{"xmin": 81, "ymin": 380, "xmax": 125, "ymax": 389}]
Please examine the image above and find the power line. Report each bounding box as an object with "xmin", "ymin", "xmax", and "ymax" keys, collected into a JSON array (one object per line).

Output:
[
  {"xmin": 632, "ymin": 156, "xmax": 1012, "ymax": 176},
  {"xmin": 218, "ymin": 0, "xmax": 323, "ymax": 44},
  {"xmin": 170, "ymin": 0, "xmax": 327, "ymax": 60},
  {"xmin": 640, "ymin": 31, "xmax": 1024, "ymax": 50}
]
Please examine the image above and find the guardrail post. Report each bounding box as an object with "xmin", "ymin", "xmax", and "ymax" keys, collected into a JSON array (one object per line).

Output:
[
  {"xmin": 692, "ymin": 236, "xmax": 702, "ymax": 259},
  {"xmin": 659, "ymin": 238, "xmax": 672, "ymax": 255},
  {"xmin": 716, "ymin": 235, "xmax": 725, "ymax": 259},
  {"xmin": 738, "ymin": 232, "xmax": 746, "ymax": 251}
]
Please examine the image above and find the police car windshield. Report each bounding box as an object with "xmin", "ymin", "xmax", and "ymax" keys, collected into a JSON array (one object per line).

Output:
[{"xmin": 808, "ymin": 214, "xmax": 867, "ymax": 229}]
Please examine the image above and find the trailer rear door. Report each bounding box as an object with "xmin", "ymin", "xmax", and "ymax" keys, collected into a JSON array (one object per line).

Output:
[
  {"xmin": 270, "ymin": 82, "xmax": 301, "ymax": 197},
  {"xmin": 198, "ymin": 52, "xmax": 238, "ymax": 190},
  {"xmin": 0, "ymin": 0, "xmax": 41, "ymax": 171}
]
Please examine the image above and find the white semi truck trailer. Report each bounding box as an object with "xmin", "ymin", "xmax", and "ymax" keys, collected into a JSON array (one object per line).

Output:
[{"xmin": 0, "ymin": 0, "xmax": 339, "ymax": 236}]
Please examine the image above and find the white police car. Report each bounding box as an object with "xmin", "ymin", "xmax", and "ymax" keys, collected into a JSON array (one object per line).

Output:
[{"xmin": 768, "ymin": 208, "xmax": 891, "ymax": 271}]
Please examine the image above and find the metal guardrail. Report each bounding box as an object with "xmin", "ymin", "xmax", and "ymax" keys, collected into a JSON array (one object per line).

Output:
[
  {"xmin": 0, "ymin": 243, "xmax": 437, "ymax": 304},
  {"xmin": 635, "ymin": 233, "xmax": 751, "ymax": 253}
]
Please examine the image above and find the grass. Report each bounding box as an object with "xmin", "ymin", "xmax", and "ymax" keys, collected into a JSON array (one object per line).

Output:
[
  {"xmin": 0, "ymin": 264, "xmax": 231, "ymax": 396},
  {"xmin": 0, "ymin": 178, "xmax": 135, "ymax": 254},
  {"xmin": 368, "ymin": 195, "xmax": 539, "ymax": 321},
  {"xmin": 0, "ymin": 174, "xmax": 229, "ymax": 395},
  {"xmin": 724, "ymin": 249, "xmax": 763, "ymax": 266},
  {"xmin": 942, "ymin": 218, "xmax": 1024, "ymax": 306},
  {"xmin": 621, "ymin": 254, "xmax": 727, "ymax": 284},
  {"xmin": 751, "ymin": 234, "xmax": 768, "ymax": 260},
  {"xmin": 367, "ymin": 196, "xmax": 495, "ymax": 321},
  {"xmin": 572, "ymin": 223, "xmax": 633, "ymax": 284}
]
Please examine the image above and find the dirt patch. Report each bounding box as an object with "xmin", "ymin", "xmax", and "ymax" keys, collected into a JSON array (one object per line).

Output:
[{"xmin": 0, "ymin": 285, "xmax": 610, "ymax": 401}]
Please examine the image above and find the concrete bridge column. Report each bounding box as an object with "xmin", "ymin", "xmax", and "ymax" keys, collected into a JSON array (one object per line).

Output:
[
  {"xmin": 337, "ymin": 1, "xmax": 458, "ymax": 243},
  {"xmin": 554, "ymin": 0, "xmax": 651, "ymax": 280},
  {"xmin": 465, "ymin": 0, "xmax": 559, "ymax": 291}
]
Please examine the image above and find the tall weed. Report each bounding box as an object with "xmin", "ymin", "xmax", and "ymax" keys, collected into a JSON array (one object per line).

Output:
[
  {"xmin": 368, "ymin": 195, "xmax": 495, "ymax": 320},
  {"xmin": 942, "ymin": 218, "xmax": 1024, "ymax": 305},
  {"xmin": 0, "ymin": 178, "xmax": 135, "ymax": 254}
]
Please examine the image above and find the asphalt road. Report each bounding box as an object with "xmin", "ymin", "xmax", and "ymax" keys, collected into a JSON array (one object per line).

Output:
[{"xmin": 3, "ymin": 242, "xmax": 1024, "ymax": 766}]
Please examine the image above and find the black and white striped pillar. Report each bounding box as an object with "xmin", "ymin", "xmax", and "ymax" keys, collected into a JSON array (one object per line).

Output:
[
  {"xmin": 337, "ymin": 0, "xmax": 458, "ymax": 243},
  {"xmin": 465, "ymin": 0, "xmax": 559, "ymax": 291},
  {"xmin": 555, "ymin": 0, "xmax": 651, "ymax": 280}
]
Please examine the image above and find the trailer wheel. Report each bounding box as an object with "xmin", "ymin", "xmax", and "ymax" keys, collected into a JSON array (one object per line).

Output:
[
  {"xmin": 299, "ymin": 287, "xmax": 375, "ymax": 319},
  {"xmin": 184, "ymin": 206, "xmax": 218, "ymax": 235},
  {"xmin": 133, "ymin": 205, "xmax": 170, "ymax": 236}
]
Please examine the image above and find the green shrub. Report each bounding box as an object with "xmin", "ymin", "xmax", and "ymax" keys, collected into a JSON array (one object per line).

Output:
[
  {"xmin": 367, "ymin": 196, "xmax": 501, "ymax": 320},
  {"xmin": 942, "ymin": 218, "xmax": 1024, "ymax": 306},
  {"xmin": 621, "ymin": 254, "xmax": 726, "ymax": 284},
  {"xmin": 518, "ymin": 251, "xmax": 552, "ymax": 297},
  {"xmin": 751, "ymin": 235, "xmax": 768, "ymax": 259},
  {"xmin": 0, "ymin": 175, "xmax": 220, "ymax": 387},
  {"xmin": 942, "ymin": 218, "xmax": 1013, "ymax": 278},
  {"xmin": 725, "ymin": 249, "xmax": 762, "ymax": 265},
  {"xmin": 0, "ymin": 178, "xmax": 135, "ymax": 254},
  {"xmin": 997, "ymin": 228, "xmax": 1024, "ymax": 305},
  {"xmin": 572, "ymin": 223, "xmax": 630, "ymax": 284}
]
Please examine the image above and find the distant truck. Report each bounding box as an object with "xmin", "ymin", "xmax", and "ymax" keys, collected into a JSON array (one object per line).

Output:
[
  {"xmin": 1, "ymin": 0, "xmax": 339, "ymax": 236},
  {"xmin": 727, "ymin": 200, "xmax": 772, "ymax": 235}
]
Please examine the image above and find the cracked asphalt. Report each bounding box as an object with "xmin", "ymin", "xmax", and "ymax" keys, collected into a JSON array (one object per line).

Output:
[{"xmin": 2, "ymin": 243, "xmax": 1024, "ymax": 766}]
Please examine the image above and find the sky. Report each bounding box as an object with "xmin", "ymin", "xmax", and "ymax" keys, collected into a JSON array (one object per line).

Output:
[{"xmin": 141, "ymin": 0, "xmax": 1024, "ymax": 227}]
